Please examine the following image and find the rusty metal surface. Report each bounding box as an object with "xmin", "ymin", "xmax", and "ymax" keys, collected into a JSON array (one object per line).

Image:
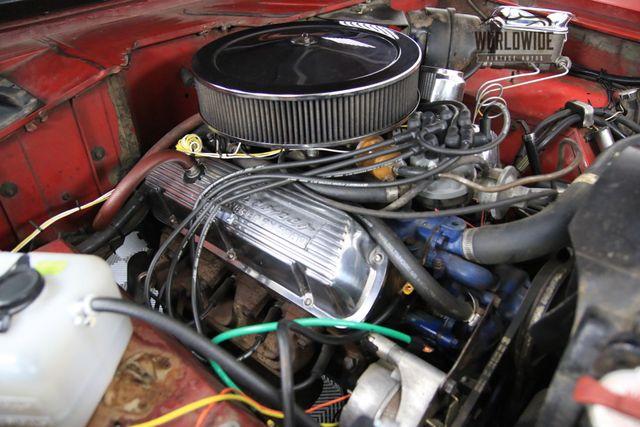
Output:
[
  {"xmin": 228, "ymin": 296, "xmax": 315, "ymax": 375},
  {"xmin": 88, "ymin": 320, "xmax": 265, "ymax": 427},
  {"xmin": 162, "ymin": 248, "xmax": 315, "ymax": 376}
]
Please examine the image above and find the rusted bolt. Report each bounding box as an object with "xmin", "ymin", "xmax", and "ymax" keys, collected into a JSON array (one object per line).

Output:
[
  {"xmin": 401, "ymin": 283, "xmax": 414, "ymax": 295},
  {"xmin": 91, "ymin": 146, "xmax": 106, "ymax": 161},
  {"xmin": 0, "ymin": 182, "xmax": 18, "ymax": 198}
]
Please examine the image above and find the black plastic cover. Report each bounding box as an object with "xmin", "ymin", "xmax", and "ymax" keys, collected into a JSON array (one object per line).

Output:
[
  {"xmin": 0, "ymin": 255, "xmax": 44, "ymax": 332},
  {"xmin": 193, "ymin": 21, "xmax": 421, "ymax": 96}
]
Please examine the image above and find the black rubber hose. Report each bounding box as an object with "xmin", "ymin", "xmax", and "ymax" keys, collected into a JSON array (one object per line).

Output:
[
  {"xmin": 536, "ymin": 114, "xmax": 581, "ymax": 151},
  {"xmin": 570, "ymin": 64, "xmax": 640, "ymax": 86},
  {"xmin": 277, "ymin": 322, "xmax": 295, "ymax": 427},
  {"xmin": 463, "ymin": 133, "xmax": 640, "ymax": 265},
  {"xmin": 296, "ymin": 184, "xmax": 556, "ymax": 219},
  {"xmin": 76, "ymin": 191, "xmax": 148, "ymax": 253},
  {"xmin": 462, "ymin": 183, "xmax": 590, "ymax": 264},
  {"xmin": 304, "ymin": 184, "xmax": 402, "ymax": 203},
  {"xmin": 294, "ymin": 344, "xmax": 334, "ymax": 391},
  {"xmin": 90, "ymin": 298, "xmax": 317, "ymax": 427},
  {"xmin": 463, "ymin": 62, "xmax": 482, "ymax": 79},
  {"xmin": 613, "ymin": 115, "xmax": 640, "ymax": 134},
  {"xmin": 533, "ymin": 109, "xmax": 572, "ymax": 136},
  {"xmin": 517, "ymin": 120, "xmax": 543, "ymax": 176},
  {"xmin": 358, "ymin": 216, "xmax": 473, "ymax": 321},
  {"xmin": 594, "ymin": 108, "xmax": 640, "ymax": 134}
]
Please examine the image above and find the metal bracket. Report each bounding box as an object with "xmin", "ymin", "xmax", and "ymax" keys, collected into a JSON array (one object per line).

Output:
[
  {"xmin": 565, "ymin": 100, "xmax": 595, "ymax": 128},
  {"xmin": 340, "ymin": 334, "xmax": 445, "ymax": 427}
]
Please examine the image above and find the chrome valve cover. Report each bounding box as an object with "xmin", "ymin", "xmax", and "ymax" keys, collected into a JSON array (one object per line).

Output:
[{"xmin": 145, "ymin": 159, "xmax": 388, "ymax": 320}]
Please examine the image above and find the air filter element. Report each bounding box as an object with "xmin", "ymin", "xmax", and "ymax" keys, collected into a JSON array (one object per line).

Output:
[{"xmin": 192, "ymin": 21, "xmax": 422, "ymax": 148}]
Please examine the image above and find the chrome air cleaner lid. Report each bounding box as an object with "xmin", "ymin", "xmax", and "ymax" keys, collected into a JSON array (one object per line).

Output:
[{"xmin": 192, "ymin": 21, "xmax": 422, "ymax": 147}]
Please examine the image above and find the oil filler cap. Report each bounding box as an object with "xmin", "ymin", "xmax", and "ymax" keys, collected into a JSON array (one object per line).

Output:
[{"xmin": 0, "ymin": 254, "xmax": 44, "ymax": 332}]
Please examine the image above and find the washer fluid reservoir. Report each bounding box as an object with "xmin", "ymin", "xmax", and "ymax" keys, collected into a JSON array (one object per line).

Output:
[{"xmin": 0, "ymin": 251, "xmax": 131, "ymax": 427}]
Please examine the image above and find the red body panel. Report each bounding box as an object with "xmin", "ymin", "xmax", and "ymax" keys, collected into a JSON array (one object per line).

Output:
[{"xmin": 0, "ymin": 0, "xmax": 361, "ymax": 250}]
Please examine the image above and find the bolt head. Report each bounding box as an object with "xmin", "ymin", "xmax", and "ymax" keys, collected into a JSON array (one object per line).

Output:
[
  {"xmin": 0, "ymin": 182, "xmax": 18, "ymax": 198},
  {"xmin": 91, "ymin": 146, "xmax": 106, "ymax": 161}
]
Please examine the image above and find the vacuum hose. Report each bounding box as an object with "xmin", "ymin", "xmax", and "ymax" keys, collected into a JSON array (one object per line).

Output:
[{"xmin": 359, "ymin": 216, "xmax": 474, "ymax": 322}]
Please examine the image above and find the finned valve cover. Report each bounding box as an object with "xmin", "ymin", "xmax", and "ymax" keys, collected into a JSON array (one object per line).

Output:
[{"xmin": 145, "ymin": 159, "xmax": 388, "ymax": 320}]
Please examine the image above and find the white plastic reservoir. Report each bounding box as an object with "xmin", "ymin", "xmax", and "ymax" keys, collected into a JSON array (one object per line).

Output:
[{"xmin": 0, "ymin": 251, "xmax": 132, "ymax": 426}]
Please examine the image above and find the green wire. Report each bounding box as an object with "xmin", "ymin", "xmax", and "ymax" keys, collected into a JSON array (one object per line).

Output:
[{"xmin": 209, "ymin": 318, "xmax": 412, "ymax": 389}]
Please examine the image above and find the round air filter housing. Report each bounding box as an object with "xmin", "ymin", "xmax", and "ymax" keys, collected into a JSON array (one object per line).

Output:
[{"xmin": 192, "ymin": 21, "xmax": 422, "ymax": 148}]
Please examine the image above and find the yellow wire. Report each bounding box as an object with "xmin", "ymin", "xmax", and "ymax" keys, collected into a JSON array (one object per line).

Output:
[
  {"xmin": 11, "ymin": 190, "xmax": 113, "ymax": 253},
  {"xmin": 175, "ymin": 133, "xmax": 282, "ymax": 159},
  {"xmin": 130, "ymin": 394, "xmax": 281, "ymax": 427},
  {"xmin": 176, "ymin": 133, "xmax": 204, "ymax": 154},
  {"xmin": 130, "ymin": 392, "xmax": 339, "ymax": 427}
]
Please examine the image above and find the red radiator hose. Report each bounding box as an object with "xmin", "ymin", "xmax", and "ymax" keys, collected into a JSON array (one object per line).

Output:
[
  {"xmin": 144, "ymin": 113, "xmax": 203, "ymax": 158},
  {"xmin": 93, "ymin": 151, "xmax": 195, "ymax": 230}
]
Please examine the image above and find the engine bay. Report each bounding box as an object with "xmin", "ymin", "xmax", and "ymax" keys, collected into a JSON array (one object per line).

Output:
[{"xmin": 1, "ymin": 1, "xmax": 640, "ymax": 427}]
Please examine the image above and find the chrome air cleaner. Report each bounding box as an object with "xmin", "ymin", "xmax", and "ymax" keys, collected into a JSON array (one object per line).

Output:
[{"xmin": 192, "ymin": 21, "xmax": 422, "ymax": 148}]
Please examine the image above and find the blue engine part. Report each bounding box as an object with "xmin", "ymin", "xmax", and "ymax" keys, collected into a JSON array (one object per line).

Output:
[
  {"xmin": 396, "ymin": 218, "xmax": 531, "ymax": 353},
  {"xmin": 394, "ymin": 217, "xmax": 495, "ymax": 290},
  {"xmin": 493, "ymin": 265, "xmax": 530, "ymax": 320},
  {"xmin": 405, "ymin": 311, "xmax": 460, "ymax": 349},
  {"xmin": 430, "ymin": 250, "xmax": 495, "ymax": 291}
]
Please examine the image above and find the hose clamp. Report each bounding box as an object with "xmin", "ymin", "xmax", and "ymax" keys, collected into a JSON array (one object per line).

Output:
[
  {"xmin": 461, "ymin": 229, "xmax": 478, "ymax": 263},
  {"xmin": 464, "ymin": 293, "xmax": 481, "ymax": 325},
  {"xmin": 72, "ymin": 294, "xmax": 97, "ymax": 327}
]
